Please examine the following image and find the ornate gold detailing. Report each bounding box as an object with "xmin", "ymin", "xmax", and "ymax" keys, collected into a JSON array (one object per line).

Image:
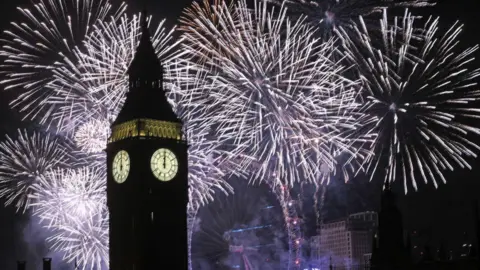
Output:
[{"xmin": 109, "ymin": 119, "xmax": 183, "ymax": 143}]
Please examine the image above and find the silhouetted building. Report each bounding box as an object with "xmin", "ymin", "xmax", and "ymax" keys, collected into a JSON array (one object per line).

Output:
[
  {"xmin": 460, "ymin": 232, "xmax": 474, "ymax": 258},
  {"xmin": 310, "ymin": 211, "xmax": 377, "ymax": 269},
  {"xmin": 409, "ymin": 229, "xmax": 423, "ymax": 260},
  {"xmin": 43, "ymin": 258, "xmax": 52, "ymax": 270},
  {"xmin": 437, "ymin": 241, "xmax": 448, "ymax": 261},
  {"xmin": 16, "ymin": 261, "xmax": 26, "ymax": 270},
  {"xmin": 15, "ymin": 259, "xmax": 53, "ymax": 270},
  {"xmin": 476, "ymin": 201, "xmax": 480, "ymax": 262},
  {"xmin": 370, "ymin": 182, "xmax": 410, "ymax": 270},
  {"xmin": 412, "ymin": 203, "xmax": 480, "ymax": 269},
  {"xmin": 106, "ymin": 9, "xmax": 188, "ymax": 270},
  {"xmin": 370, "ymin": 185, "xmax": 480, "ymax": 270}
]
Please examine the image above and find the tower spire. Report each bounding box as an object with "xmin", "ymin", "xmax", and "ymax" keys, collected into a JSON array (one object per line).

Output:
[
  {"xmin": 141, "ymin": 7, "xmax": 149, "ymax": 42},
  {"xmin": 113, "ymin": 6, "xmax": 179, "ymax": 126},
  {"xmin": 126, "ymin": 8, "xmax": 164, "ymax": 86},
  {"xmin": 106, "ymin": 2, "xmax": 188, "ymax": 269},
  {"xmin": 141, "ymin": 0, "xmax": 148, "ymax": 29}
]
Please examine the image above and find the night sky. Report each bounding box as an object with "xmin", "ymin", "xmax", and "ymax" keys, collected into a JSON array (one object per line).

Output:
[{"xmin": 1, "ymin": 0, "xmax": 480, "ymax": 268}]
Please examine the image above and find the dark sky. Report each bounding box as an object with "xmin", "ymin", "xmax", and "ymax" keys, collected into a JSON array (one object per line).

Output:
[{"xmin": 0, "ymin": 0, "xmax": 480, "ymax": 268}]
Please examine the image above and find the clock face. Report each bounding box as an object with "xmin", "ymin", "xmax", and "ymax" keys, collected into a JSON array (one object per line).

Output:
[
  {"xmin": 151, "ymin": 148, "xmax": 178, "ymax": 182},
  {"xmin": 112, "ymin": 150, "xmax": 130, "ymax": 184}
]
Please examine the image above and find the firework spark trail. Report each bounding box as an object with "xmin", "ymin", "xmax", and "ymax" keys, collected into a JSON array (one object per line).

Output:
[
  {"xmin": 313, "ymin": 184, "xmax": 326, "ymax": 228},
  {"xmin": 336, "ymin": 9, "xmax": 480, "ymax": 192},
  {"xmin": 268, "ymin": 0, "xmax": 434, "ymax": 38},
  {"xmin": 272, "ymin": 184, "xmax": 303, "ymax": 269},
  {"xmin": 187, "ymin": 206, "xmax": 199, "ymax": 270},
  {"xmin": 180, "ymin": 0, "xmax": 371, "ymax": 187},
  {"xmin": 0, "ymin": 0, "xmax": 126, "ymax": 124},
  {"xmin": 0, "ymin": 129, "xmax": 70, "ymax": 211}
]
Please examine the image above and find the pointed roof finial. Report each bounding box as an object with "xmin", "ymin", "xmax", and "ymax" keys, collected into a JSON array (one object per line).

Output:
[
  {"xmin": 141, "ymin": 7, "xmax": 148, "ymax": 31},
  {"xmin": 117, "ymin": 4, "xmax": 178, "ymax": 126},
  {"xmin": 138, "ymin": 7, "xmax": 154, "ymax": 58}
]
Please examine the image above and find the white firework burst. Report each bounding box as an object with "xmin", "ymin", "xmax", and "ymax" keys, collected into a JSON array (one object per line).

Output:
[
  {"xmin": 268, "ymin": 0, "xmax": 434, "ymax": 38},
  {"xmin": 30, "ymin": 167, "xmax": 106, "ymax": 227},
  {"xmin": 180, "ymin": 0, "xmax": 371, "ymax": 187},
  {"xmin": 0, "ymin": 0, "xmax": 126, "ymax": 123},
  {"xmin": 169, "ymin": 65, "xmax": 236, "ymax": 213},
  {"xmin": 74, "ymin": 119, "xmax": 110, "ymax": 153},
  {"xmin": 47, "ymin": 213, "xmax": 108, "ymax": 270},
  {"xmin": 0, "ymin": 129, "xmax": 70, "ymax": 211},
  {"xmin": 187, "ymin": 133, "xmax": 234, "ymax": 212},
  {"xmin": 29, "ymin": 166, "xmax": 108, "ymax": 269},
  {"xmin": 336, "ymin": 9, "xmax": 480, "ymax": 192}
]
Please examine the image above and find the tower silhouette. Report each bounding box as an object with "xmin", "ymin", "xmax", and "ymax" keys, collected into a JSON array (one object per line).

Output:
[
  {"xmin": 370, "ymin": 181, "xmax": 409, "ymax": 269},
  {"xmin": 106, "ymin": 10, "xmax": 188, "ymax": 270}
]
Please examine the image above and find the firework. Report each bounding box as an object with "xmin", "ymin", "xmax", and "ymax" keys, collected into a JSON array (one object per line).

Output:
[
  {"xmin": 0, "ymin": 0, "xmax": 126, "ymax": 123},
  {"xmin": 336, "ymin": 10, "xmax": 480, "ymax": 192},
  {"xmin": 0, "ymin": 129, "xmax": 70, "ymax": 211},
  {"xmin": 271, "ymin": 183, "xmax": 304, "ymax": 269},
  {"xmin": 180, "ymin": 0, "xmax": 369, "ymax": 187},
  {"xmin": 30, "ymin": 167, "xmax": 108, "ymax": 269},
  {"xmin": 30, "ymin": 167, "xmax": 106, "ymax": 228},
  {"xmin": 187, "ymin": 137, "xmax": 234, "ymax": 212},
  {"xmin": 168, "ymin": 65, "xmax": 237, "ymax": 270},
  {"xmin": 268, "ymin": 0, "xmax": 434, "ymax": 38},
  {"xmin": 179, "ymin": 0, "xmax": 235, "ymax": 64},
  {"xmin": 170, "ymin": 65, "xmax": 237, "ymax": 212},
  {"xmin": 47, "ymin": 213, "xmax": 109, "ymax": 269},
  {"xmin": 74, "ymin": 119, "xmax": 110, "ymax": 153}
]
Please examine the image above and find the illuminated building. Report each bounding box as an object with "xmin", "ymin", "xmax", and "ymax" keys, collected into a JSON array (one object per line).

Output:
[
  {"xmin": 106, "ymin": 9, "xmax": 188, "ymax": 270},
  {"xmin": 310, "ymin": 211, "xmax": 377, "ymax": 269}
]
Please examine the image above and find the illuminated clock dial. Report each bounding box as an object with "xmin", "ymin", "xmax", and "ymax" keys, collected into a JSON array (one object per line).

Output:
[
  {"xmin": 112, "ymin": 150, "xmax": 130, "ymax": 184},
  {"xmin": 151, "ymin": 148, "xmax": 178, "ymax": 181}
]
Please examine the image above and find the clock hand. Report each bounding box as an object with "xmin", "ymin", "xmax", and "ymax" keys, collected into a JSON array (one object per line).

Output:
[{"xmin": 163, "ymin": 154, "xmax": 166, "ymax": 169}]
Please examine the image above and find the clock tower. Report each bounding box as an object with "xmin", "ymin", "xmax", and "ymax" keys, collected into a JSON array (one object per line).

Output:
[{"xmin": 106, "ymin": 11, "xmax": 188, "ymax": 270}]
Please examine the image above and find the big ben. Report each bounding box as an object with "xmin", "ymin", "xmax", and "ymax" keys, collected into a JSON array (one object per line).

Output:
[{"xmin": 106, "ymin": 11, "xmax": 188, "ymax": 270}]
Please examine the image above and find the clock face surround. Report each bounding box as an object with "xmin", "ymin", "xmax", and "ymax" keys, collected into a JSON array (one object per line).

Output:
[
  {"xmin": 151, "ymin": 148, "xmax": 178, "ymax": 182},
  {"xmin": 112, "ymin": 150, "xmax": 130, "ymax": 184}
]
